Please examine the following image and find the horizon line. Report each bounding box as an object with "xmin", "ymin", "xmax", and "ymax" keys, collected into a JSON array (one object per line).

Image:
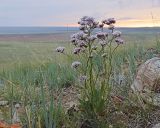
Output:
[{"xmin": 0, "ymin": 26, "xmax": 160, "ymax": 28}]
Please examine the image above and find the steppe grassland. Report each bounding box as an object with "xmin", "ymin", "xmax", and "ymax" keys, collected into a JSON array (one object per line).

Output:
[{"xmin": 0, "ymin": 32, "xmax": 160, "ymax": 127}]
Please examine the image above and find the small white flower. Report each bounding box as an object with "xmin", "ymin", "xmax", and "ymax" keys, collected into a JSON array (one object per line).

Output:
[
  {"xmin": 71, "ymin": 61, "xmax": 81, "ymax": 68},
  {"xmin": 55, "ymin": 46, "xmax": 65, "ymax": 53}
]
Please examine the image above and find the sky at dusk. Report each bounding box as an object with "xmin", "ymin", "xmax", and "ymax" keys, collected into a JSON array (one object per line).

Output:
[{"xmin": 0, "ymin": 0, "xmax": 160, "ymax": 27}]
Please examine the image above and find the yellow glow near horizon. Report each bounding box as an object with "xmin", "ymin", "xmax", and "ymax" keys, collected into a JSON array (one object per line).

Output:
[
  {"xmin": 116, "ymin": 19, "xmax": 160, "ymax": 27},
  {"xmin": 62, "ymin": 19, "xmax": 160, "ymax": 27},
  {"xmin": 65, "ymin": 19, "xmax": 160, "ymax": 28}
]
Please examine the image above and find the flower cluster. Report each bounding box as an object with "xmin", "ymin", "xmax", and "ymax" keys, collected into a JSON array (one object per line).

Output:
[
  {"xmin": 71, "ymin": 32, "xmax": 88, "ymax": 47},
  {"xmin": 55, "ymin": 16, "xmax": 124, "ymax": 79},
  {"xmin": 78, "ymin": 16, "xmax": 99, "ymax": 30},
  {"xmin": 55, "ymin": 16, "xmax": 125, "ymax": 120},
  {"xmin": 102, "ymin": 18, "xmax": 116, "ymax": 25},
  {"xmin": 96, "ymin": 32, "xmax": 108, "ymax": 40},
  {"xmin": 101, "ymin": 18, "xmax": 116, "ymax": 30}
]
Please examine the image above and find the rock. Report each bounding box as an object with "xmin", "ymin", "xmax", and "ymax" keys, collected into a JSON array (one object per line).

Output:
[
  {"xmin": 152, "ymin": 123, "xmax": 160, "ymax": 128},
  {"xmin": 12, "ymin": 110, "xmax": 20, "ymax": 123},
  {"xmin": 0, "ymin": 101, "xmax": 8, "ymax": 106},
  {"xmin": 12, "ymin": 103, "xmax": 21, "ymax": 123},
  {"xmin": 131, "ymin": 57, "xmax": 160, "ymax": 106},
  {"xmin": 15, "ymin": 103, "xmax": 20, "ymax": 109},
  {"xmin": 131, "ymin": 57, "xmax": 160, "ymax": 92}
]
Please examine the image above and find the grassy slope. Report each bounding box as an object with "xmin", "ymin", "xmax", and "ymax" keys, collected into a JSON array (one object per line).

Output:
[
  {"xmin": 0, "ymin": 32, "xmax": 160, "ymax": 127},
  {"xmin": 0, "ymin": 33, "xmax": 157, "ymax": 68}
]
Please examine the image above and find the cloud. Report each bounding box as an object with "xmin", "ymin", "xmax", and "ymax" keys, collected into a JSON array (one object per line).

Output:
[
  {"xmin": 117, "ymin": 17, "xmax": 136, "ymax": 21},
  {"xmin": 0, "ymin": 0, "xmax": 160, "ymax": 26},
  {"xmin": 152, "ymin": 0, "xmax": 160, "ymax": 7}
]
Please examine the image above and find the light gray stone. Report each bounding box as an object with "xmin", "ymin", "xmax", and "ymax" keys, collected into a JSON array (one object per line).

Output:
[
  {"xmin": 0, "ymin": 101, "xmax": 8, "ymax": 106},
  {"xmin": 131, "ymin": 57, "xmax": 160, "ymax": 106},
  {"xmin": 152, "ymin": 123, "xmax": 160, "ymax": 128}
]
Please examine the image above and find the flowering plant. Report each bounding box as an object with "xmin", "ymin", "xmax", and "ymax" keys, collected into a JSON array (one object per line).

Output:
[{"xmin": 56, "ymin": 16, "xmax": 124, "ymax": 126}]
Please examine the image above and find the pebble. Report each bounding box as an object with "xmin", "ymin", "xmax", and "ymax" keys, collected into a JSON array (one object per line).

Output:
[
  {"xmin": 152, "ymin": 123, "xmax": 160, "ymax": 128},
  {"xmin": 0, "ymin": 101, "xmax": 8, "ymax": 106}
]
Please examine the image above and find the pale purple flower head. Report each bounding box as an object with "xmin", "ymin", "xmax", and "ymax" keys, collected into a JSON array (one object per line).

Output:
[
  {"xmin": 115, "ymin": 38, "xmax": 124, "ymax": 45},
  {"xmin": 112, "ymin": 31, "xmax": 121, "ymax": 37},
  {"xmin": 78, "ymin": 21, "xmax": 85, "ymax": 25},
  {"xmin": 99, "ymin": 23, "xmax": 104, "ymax": 28},
  {"xmin": 70, "ymin": 32, "xmax": 88, "ymax": 46},
  {"xmin": 102, "ymin": 18, "xmax": 116, "ymax": 25},
  {"xmin": 73, "ymin": 47, "xmax": 81, "ymax": 54},
  {"xmin": 75, "ymin": 32, "xmax": 88, "ymax": 40},
  {"xmin": 70, "ymin": 34, "xmax": 78, "ymax": 45},
  {"xmin": 81, "ymin": 16, "xmax": 94, "ymax": 23},
  {"xmin": 78, "ymin": 16, "xmax": 98, "ymax": 29},
  {"xmin": 71, "ymin": 61, "xmax": 81, "ymax": 68},
  {"xmin": 96, "ymin": 32, "xmax": 108, "ymax": 40},
  {"xmin": 78, "ymin": 41, "xmax": 87, "ymax": 48},
  {"xmin": 88, "ymin": 35, "xmax": 97, "ymax": 41},
  {"xmin": 102, "ymin": 19, "xmax": 110, "ymax": 25},
  {"xmin": 108, "ymin": 18, "xmax": 116, "ymax": 24},
  {"xmin": 55, "ymin": 46, "xmax": 65, "ymax": 53}
]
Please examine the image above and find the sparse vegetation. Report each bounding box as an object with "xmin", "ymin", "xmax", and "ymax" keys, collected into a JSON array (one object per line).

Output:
[{"xmin": 0, "ymin": 17, "xmax": 160, "ymax": 128}]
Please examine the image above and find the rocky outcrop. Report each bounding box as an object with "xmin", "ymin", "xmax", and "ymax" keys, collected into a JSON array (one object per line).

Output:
[{"xmin": 131, "ymin": 57, "xmax": 160, "ymax": 106}]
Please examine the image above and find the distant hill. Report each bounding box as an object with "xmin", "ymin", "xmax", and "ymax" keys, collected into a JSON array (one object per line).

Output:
[
  {"xmin": 117, "ymin": 27, "xmax": 160, "ymax": 34},
  {"xmin": 0, "ymin": 27, "xmax": 159, "ymax": 35}
]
